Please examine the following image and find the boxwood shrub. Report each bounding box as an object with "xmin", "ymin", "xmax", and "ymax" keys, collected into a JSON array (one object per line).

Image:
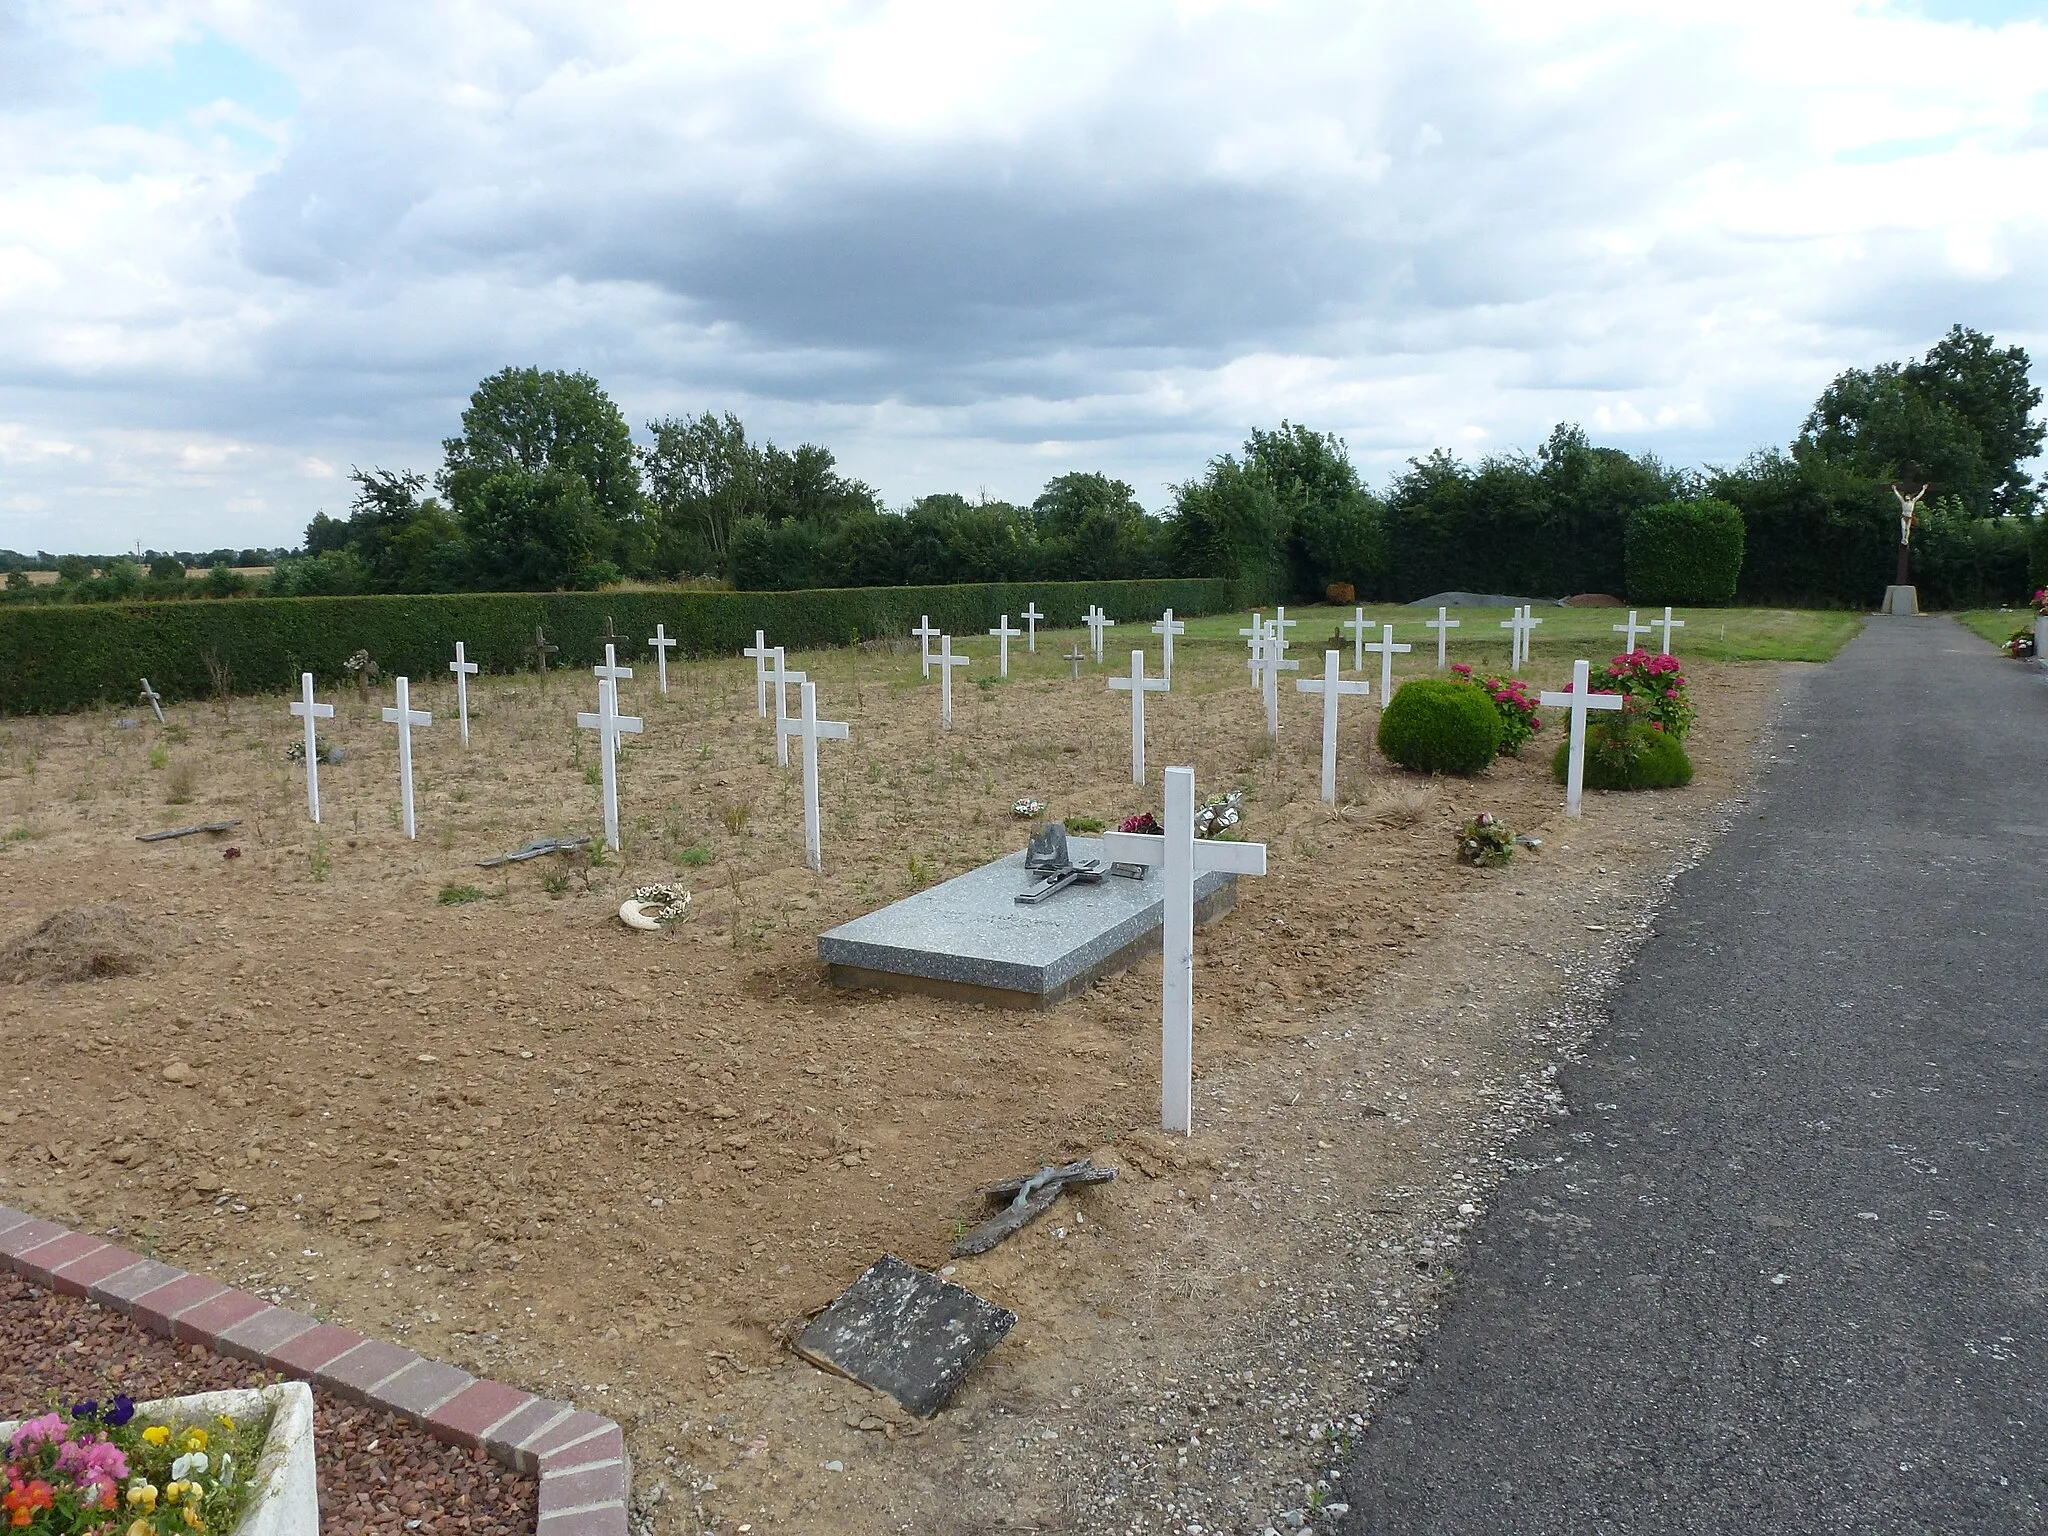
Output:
[
  {"xmin": 1624, "ymin": 498, "xmax": 1745, "ymax": 604},
  {"xmin": 1377, "ymin": 678, "xmax": 1501, "ymax": 775},
  {"xmin": 0, "ymin": 577, "xmax": 1244, "ymax": 715},
  {"xmin": 1551, "ymin": 721, "xmax": 1695, "ymax": 790}
]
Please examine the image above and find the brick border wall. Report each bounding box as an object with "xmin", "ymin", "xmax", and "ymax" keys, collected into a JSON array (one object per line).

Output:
[{"xmin": 0, "ymin": 1206, "xmax": 628, "ymax": 1536}]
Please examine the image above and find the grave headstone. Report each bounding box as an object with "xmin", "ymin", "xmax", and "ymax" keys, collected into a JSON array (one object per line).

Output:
[
  {"xmin": 1107, "ymin": 649, "xmax": 1169, "ymax": 784},
  {"xmin": 1361, "ymin": 623, "xmax": 1412, "ymax": 704},
  {"xmin": 742, "ymin": 630, "xmax": 774, "ymax": 717},
  {"xmin": 138, "ymin": 678, "xmax": 165, "ymax": 725},
  {"xmin": 769, "ymin": 648, "xmax": 807, "ymax": 767},
  {"xmin": 935, "ymin": 635, "xmax": 971, "ymax": 729},
  {"xmin": 1103, "ymin": 765, "xmax": 1268, "ymax": 1133},
  {"xmin": 578, "ymin": 645, "xmax": 644, "ymax": 851},
  {"xmin": 1151, "ymin": 609, "xmax": 1185, "ymax": 685},
  {"xmin": 1539, "ymin": 658, "xmax": 1624, "ymax": 818},
  {"xmin": 288, "ymin": 673, "xmax": 334, "ymax": 823},
  {"xmin": 380, "ymin": 677, "xmax": 433, "ymax": 840},
  {"xmin": 648, "ymin": 623, "xmax": 677, "ymax": 695},
  {"xmin": 527, "ymin": 627, "xmax": 558, "ymax": 674},
  {"xmin": 912, "ymin": 615, "xmax": 940, "ymax": 680},
  {"xmin": 1295, "ymin": 650, "xmax": 1369, "ymax": 804},
  {"xmin": 1613, "ymin": 609, "xmax": 1646, "ymax": 652},
  {"xmin": 1425, "ymin": 605, "xmax": 1460, "ymax": 668},
  {"xmin": 1654, "ymin": 606, "xmax": 1686, "ymax": 655},
  {"xmin": 1021, "ymin": 602, "xmax": 1044, "ymax": 653},
  {"xmin": 448, "ymin": 641, "xmax": 478, "ymax": 747},
  {"xmin": 778, "ymin": 680, "xmax": 849, "ymax": 872},
  {"xmin": 988, "ymin": 615, "xmax": 1021, "ymax": 678}
]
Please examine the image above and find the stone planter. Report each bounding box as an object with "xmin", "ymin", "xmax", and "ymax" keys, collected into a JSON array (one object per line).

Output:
[{"xmin": 2, "ymin": 1381, "xmax": 317, "ymax": 1536}]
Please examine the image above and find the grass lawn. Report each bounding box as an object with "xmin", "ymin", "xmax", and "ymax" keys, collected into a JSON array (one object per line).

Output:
[
  {"xmin": 1953, "ymin": 608, "xmax": 2036, "ymax": 651},
  {"xmin": 1177, "ymin": 603, "xmax": 1865, "ymax": 666}
]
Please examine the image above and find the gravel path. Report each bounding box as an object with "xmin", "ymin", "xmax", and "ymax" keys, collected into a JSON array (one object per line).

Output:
[
  {"xmin": 0, "ymin": 1277, "xmax": 537, "ymax": 1536},
  {"xmin": 1336, "ymin": 616, "xmax": 2048, "ymax": 1530}
]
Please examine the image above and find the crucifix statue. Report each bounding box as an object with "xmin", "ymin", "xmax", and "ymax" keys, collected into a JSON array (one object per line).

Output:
[{"xmin": 1891, "ymin": 483, "xmax": 1929, "ymax": 586}]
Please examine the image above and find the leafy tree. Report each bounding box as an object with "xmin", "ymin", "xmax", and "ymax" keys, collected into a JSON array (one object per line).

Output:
[
  {"xmin": 459, "ymin": 466, "xmax": 608, "ymax": 591},
  {"xmin": 442, "ymin": 367, "xmax": 644, "ymax": 568},
  {"xmin": 1032, "ymin": 473, "xmax": 1162, "ymax": 580},
  {"xmin": 54, "ymin": 555, "xmax": 90, "ymax": 583},
  {"xmin": 1242, "ymin": 422, "xmax": 1387, "ymax": 597},
  {"xmin": 303, "ymin": 512, "xmax": 353, "ymax": 556},
  {"xmin": 146, "ymin": 555, "xmax": 185, "ymax": 583},
  {"xmin": 1168, "ymin": 455, "xmax": 1286, "ymax": 595},
  {"xmin": 643, "ymin": 411, "xmax": 758, "ymax": 574},
  {"xmin": 1906, "ymin": 325, "xmax": 2043, "ymax": 515}
]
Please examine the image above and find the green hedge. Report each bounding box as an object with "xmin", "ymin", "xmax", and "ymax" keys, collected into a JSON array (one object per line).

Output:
[
  {"xmin": 1624, "ymin": 498, "xmax": 1745, "ymax": 604},
  {"xmin": 1552, "ymin": 721, "xmax": 1695, "ymax": 790},
  {"xmin": 0, "ymin": 577, "xmax": 1245, "ymax": 715}
]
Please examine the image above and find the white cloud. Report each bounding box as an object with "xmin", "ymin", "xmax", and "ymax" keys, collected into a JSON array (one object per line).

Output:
[{"xmin": 0, "ymin": 0, "xmax": 2043, "ymax": 550}]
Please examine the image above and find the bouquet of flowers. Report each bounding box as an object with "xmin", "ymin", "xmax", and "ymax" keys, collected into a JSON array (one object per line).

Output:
[
  {"xmin": 2003, "ymin": 627, "xmax": 2037, "ymax": 660},
  {"xmin": 1604, "ymin": 650, "xmax": 1696, "ymax": 740},
  {"xmin": 1193, "ymin": 790, "xmax": 1244, "ymax": 839},
  {"xmin": 1450, "ymin": 665, "xmax": 1543, "ymax": 756},
  {"xmin": 1456, "ymin": 812, "xmax": 1515, "ymax": 868}
]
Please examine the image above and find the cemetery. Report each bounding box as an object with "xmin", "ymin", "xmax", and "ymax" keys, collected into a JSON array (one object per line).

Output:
[{"xmin": 0, "ymin": 604, "xmax": 1809, "ymax": 1532}]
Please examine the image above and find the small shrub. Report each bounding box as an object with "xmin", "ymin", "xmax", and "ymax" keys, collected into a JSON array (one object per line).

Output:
[
  {"xmin": 1065, "ymin": 816, "xmax": 1105, "ymax": 833},
  {"xmin": 309, "ymin": 838, "xmax": 331, "ymax": 882},
  {"xmin": 1377, "ymin": 678, "xmax": 1501, "ymax": 776},
  {"xmin": 146, "ymin": 745, "xmax": 169, "ymax": 770},
  {"xmin": 1625, "ymin": 498, "xmax": 1745, "ymax": 604},
  {"xmin": 1450, "ymin": 664, "xmax": 1542, "ymax": 756},
  {"xmin": 721, "ymin": 800, "xmax": 752, "ymax": 835},
  {"xmin": 1552, "ymin": 720, "xmax": 1694, "ymax": 791},
  {"xmin": 678, "ymin": 843, "xmax": 712, "ymax": 866},
  {"xmin": 164, "ymin": 760, "xmax": 196, "ymax": 804},
  {"xmin": 540, "ymin": 872, "xmax": 570, "ymax": 896},
  {"xmin": 438, "ymin": 883, "xmax": 490, "ymax": 904}
]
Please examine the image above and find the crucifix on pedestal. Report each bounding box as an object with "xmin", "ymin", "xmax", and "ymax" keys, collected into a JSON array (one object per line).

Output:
[
  {"xmin": 1108, "ymin": 650, "xmax": 1169, "ymax": 784},
  {"xmin": 289, "ymin": 673, "xmax": 334, "ymax": 823},
  {"xmin": 380, "ymin": 677, "xmax": 433, "ymax": 840},
  {"xmin": 777, "ymin": 681, "xmax": 849, "ymax": 872},
  {"xmin": 1540, "ymin": 659, "xmax": 1625, "ymax": 819},
  {"xmin": 448, "ymin": 641, "xmax": 478, "ymax": 746},
  {"xmin": 1295, "ymin": 651, "xmax": 1370, "ymax": 804},
  {"xmin": 578, "ymin": 645, "xmax": 644, "ymax": 851},
  {"xmin": 1103, "ymin": 766, "xmax": 1268, "ymax": 1134}
]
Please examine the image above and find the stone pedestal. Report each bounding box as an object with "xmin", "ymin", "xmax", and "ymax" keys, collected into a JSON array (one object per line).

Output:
[{"xmin": 1882, "ymin": 584, "xmax": 1919, "ymax": 616}]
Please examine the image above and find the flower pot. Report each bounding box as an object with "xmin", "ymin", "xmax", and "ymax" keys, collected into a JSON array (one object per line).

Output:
[{"xmin": 2, "ymin": 1381, "xmax": 317, "ymax": 1536}]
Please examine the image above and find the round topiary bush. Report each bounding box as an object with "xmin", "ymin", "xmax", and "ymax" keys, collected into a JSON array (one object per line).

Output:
[
  {"xmin": 1378, "ymin": 678, "xmax": 1501, "ymax": 775},
  {"xmin": 1551, "ymin": 721, "xmax": 1694, "ymax": 791}
]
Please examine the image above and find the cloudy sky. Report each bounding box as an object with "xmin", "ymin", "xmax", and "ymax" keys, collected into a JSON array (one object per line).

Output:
[{"xmin": 3, "ymin": 0, "xmax": 2046, "ymax": 553}]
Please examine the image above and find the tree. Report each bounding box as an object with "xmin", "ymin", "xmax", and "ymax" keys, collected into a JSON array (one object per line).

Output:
[
  {"xmin": 442, "ymin": 367, "xmax": 644, "ymax": 568},
  {"xmin": 1031, "ymin": 473, "xmax": 1161, "ymax": 580},
  {"xmin": 459, "ymin": 466, "xmax": 608, "ymax": 591},
  {"xmin": 643, "ymin": 411, "xmax": 758, "ymax": 574},
  {"xmin": 1168, "ymin": 455, "xmax": 1285, "ymax": 594},
  {"xmin": 1906, "ymin": 325, "xmax": 2043, "ymax": 515}
]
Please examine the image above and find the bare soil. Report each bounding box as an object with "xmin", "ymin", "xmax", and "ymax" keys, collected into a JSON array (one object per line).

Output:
[{"xmin": 0, "ymin": 622, "xmax": 1789, "ymax": 1535}]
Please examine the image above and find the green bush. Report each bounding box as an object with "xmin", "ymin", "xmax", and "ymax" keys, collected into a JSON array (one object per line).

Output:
[
  {"xmin": 0, "ymin": 576, "xmax": 1246, "ymax": 715},
  {"xmin": 1551, "ymin": 720, "xmax": 1694, "ymax": 790},
  {"xmin": 1376, "ymin": 678, "xmax": 1501, "ymax": 775},
  {"xmin": 1625, "ymin": 498, "xmax": 1745, "ymax": 603}
]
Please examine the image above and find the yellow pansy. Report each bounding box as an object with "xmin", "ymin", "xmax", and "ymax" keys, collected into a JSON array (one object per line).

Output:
[
  {"xmin": 142, "ymin": 1426, "xmax": 171, "ymax": 1447},
  {"xmin": 215, "ymin": 1415, "xmax": 236, "ymax": 1431},
  {"xmin": 162, "ymin": 1481, "xmax": 186, "ymax": 1504},
  {"xmin": 128, "ymin": 1521, "xmax": 153, "ymax": 1536},
  {"xmin": 126, "ymin": 1484, "xmax": 159, "ymax": 1511},
  {"xmin": 181, "ymin": 1428, "xmax": 208, "ymax": 1453},
  {"xmin": 183, "ymin": 1505, "xmax": 205, "ymax": 1531}
]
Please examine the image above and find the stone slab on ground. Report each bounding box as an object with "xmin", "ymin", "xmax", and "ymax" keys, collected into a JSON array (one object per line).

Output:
[
  {"xmin": 793, "ymin": 1254, "xmax": 1017, "ymax": 1419},
  {"xmin": 817, "ymin": 837, "xmax": 1235, "ymax": 1008}
]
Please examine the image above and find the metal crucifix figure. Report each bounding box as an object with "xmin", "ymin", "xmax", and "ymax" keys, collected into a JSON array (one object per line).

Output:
[{"xmin": 1891, "ymin": 482, "xmax": 1929, "ymax": 586}]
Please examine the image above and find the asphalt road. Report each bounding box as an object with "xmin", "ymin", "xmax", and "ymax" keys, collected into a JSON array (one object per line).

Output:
[{"xmin": 1337, "ymin": 617, "xmax": 2048, "ymax": 1534}]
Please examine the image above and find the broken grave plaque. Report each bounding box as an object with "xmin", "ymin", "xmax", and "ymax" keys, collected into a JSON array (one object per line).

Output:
[{"xmin": 794, "ymin": 1254, "xmax": 1016, "ymax": 1418}]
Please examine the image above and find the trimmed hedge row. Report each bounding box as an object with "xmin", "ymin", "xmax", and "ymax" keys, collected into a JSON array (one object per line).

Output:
[
  {"xmin": 1624, "ymin": 498, "xmax": 1745, "ymax": 604},
  {"xmin": 0, "ymin": 578, "xmax": 1245, "ymax": 715}
]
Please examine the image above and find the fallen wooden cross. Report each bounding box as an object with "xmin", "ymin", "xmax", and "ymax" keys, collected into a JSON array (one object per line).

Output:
[
  {"xmin": 950, "ymin": 1157, "xmax": 1116, "ymax": 1257},
  {"xmin": 136, "ymin": 821, "xmax": 241, "ymax": 843},
  {"xmin": 476, "ymin": 834, "xmax": 592, "ymax": 868}
]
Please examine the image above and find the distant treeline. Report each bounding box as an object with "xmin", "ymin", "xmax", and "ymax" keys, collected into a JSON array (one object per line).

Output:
[{"xmin": 16, "ymin": 325, "xmax": 2044, "ymax": 610}]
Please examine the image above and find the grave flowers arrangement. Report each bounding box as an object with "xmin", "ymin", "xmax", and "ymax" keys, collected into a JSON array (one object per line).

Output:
[
  {"xmin": 1450, "ymin": 665, "xmax": 1543, "ymax": 756},
  {"xmin": 1117, "ymin": 812, "xmax": 1162, "ymax": 835},
  {"xmin": 2003, "ymin": 626, "xmax": 2038, "ymax": 660},
  {"xmin": 2034, "ymin": 587, "xmax": 2048, "ymax": 617},
  {"xmin": 1193, "ymin": 790, "xmax": 1244, "ymax": 839},
  {"xmin": 1456, "ymin": 812, "xmax": 1515, "ymax": 868},
  {"xmin": 1603, "ymin": 650, "xmax": 1695, "ymax": 741},
  {"xmin": 3, "ymin": 1398, "xmax": 268, "ymax": 1536}
]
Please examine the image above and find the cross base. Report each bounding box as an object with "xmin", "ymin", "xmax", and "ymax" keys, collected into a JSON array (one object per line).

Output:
[{"xmin": 1882, "ymin": 584, "xmax": 1919, "ymax": 616}]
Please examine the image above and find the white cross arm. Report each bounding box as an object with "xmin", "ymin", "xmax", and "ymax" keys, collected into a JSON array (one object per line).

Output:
[
  {"xmin": 1537, "ymin": 689, "xmax": 1623, "ymax": 712},
  {"xmin": 291, "ymin": 699, "xmax": 334, "ymax": 719},
  {"xmin": 382, "ymin": 705, "xmax": 432, "ymax": 725},
  {"xmin": 1297, "ymin": 676, "xmax": 1369, "ymax": 696},
  {"xmin": 1108, "ymin": 675, "xmax": 1169, "ymax": 693},
  {"xmin": 578, "ymin": 708, "xmax": 645, "ymax": 732},
  {"xmin": 779, "ymin": 716, "xmax": 849, "ymax": 741},
  {"xmin": 1101, "ymin": 830, "xmax": 1268, "ymax": 876}
]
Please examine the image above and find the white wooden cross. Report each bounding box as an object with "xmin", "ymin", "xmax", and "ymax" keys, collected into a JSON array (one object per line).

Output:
[
  {"xmin": 988, "ymin": 615, "xmax": 1021, "ymax": 678},
  {"xmin": 288, "ymin": 672, "xmax": 334, "ymax": 823},
  {"xmin": 1539, "ymin": 658, "xmax": 1625, "ymax": 819},
  {"xmin": 1295, "ymin": 650, "xmax": 1370, "ymax": 804},
  {"xmin": 1108, "ymin": 649, "xmax": 1170, "ymax": 784},
  {"xmin": 1084, "ymin": 605, "xmax": 1117, "ymax": 663},
  {"xmin": 1064, "ymin": 644, "xmax": 1087, "ymax": 680},
  {"xmin": 448, "ymin": 641, "xmax": 478, "ymax": 746},
  {"xmin": 935, "ymin": 635, "xmax": 971, "ymax": 729},
  {"xmin": 1022, "ymin": 602, "xmax": 1044, "ymax": 653},
  {"xmin": 1502, "ymin": 605, "xmax": 1540, "ymax": 673},
  {"xmin": 578, "ymin": 645, "xmax": 644, "ymax": 851},
  {"xmin": 1425, "ymin": 606, "xmax": 1460, "ymax": 668},
  {"xmin": 1259, "ymin": 619, "xmax": 1298, "ymax": 737},
  {"xmin": 1151, "ymin": 609, "xmax": 1185, "ymax": 685},
  {"xmin": 1653, "ymin": 606, "xmax": 1686, "ymax": 655},
  {"xmin": 648, "ymin": 624, "xmax": 677, "ymax": 695},
  {"xmin": 1613, "ymin": 609, "xmax": 1646, "ymax": 652},
  {"xmin": 1239, "ymin": 611, "xmax": 1266, "ymax": 691},
  {"xmin": 138, "ymin": 678, "xmax": 164, "ymax": 725},
  {"xmin": 768, "ymin": 648, "xmax": 807, "ymax": 767},
  {"xmin": 912, "ymin": 614, "xmax": 940, "ymax": 680},
  {"xmin": 1342, "ymin": 607, "xmax": 1371, "ymax": 671},
  {"xmin": 1103, "ymin": 765, "xmax": 1267, "ymax": 1134},
  {"xmin": 1271, "ymin": 605, "xmax": 1298, "ymax": 662},
  {"xmin": 1361, "ymin": 623, "xmax": 1411, "ymax": 705},
  {"xmin": 742, "ymin": 630, "xmax": 774, "ymax": 716},
  {"xmin": 380, "ymin": 676, "xmax": 433, "ymax": 840},
  {"xmin": 777, "ymin": 680, "xmax": 849, "ymax": 872}
]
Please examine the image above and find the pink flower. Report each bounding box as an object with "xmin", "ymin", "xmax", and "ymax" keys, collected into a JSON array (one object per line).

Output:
[
  {"xmin": 9, "ymin": 1415, "xmax": 66, "ymax": 1458},
  {"xmin": 57, "ymin": 1437, "xmax": 128, "ymax": 1486}
]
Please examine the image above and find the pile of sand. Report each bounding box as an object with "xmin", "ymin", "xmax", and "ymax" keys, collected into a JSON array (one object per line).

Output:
[{"xmin": 0, "ymin": 905, "xmax": 157, "ymax": 985}]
